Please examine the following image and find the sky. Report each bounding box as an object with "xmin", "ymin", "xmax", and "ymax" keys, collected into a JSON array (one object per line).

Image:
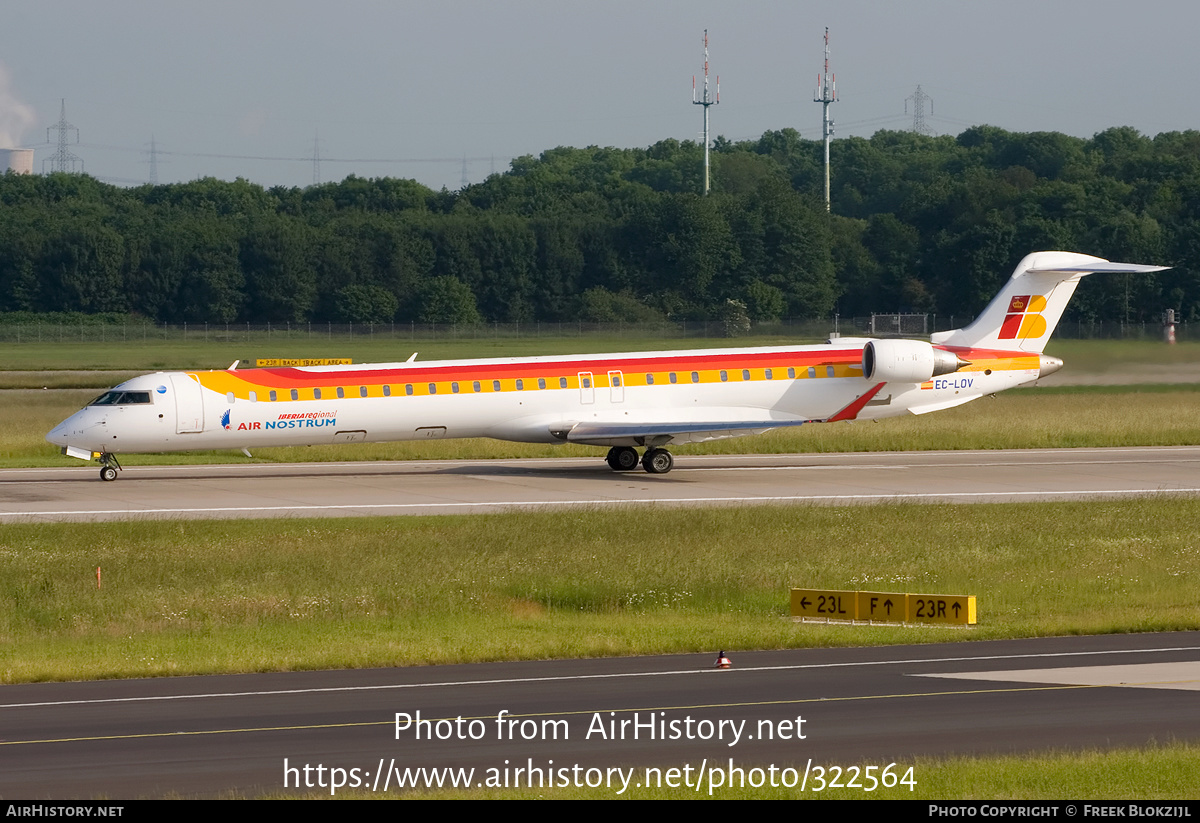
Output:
[{"xmin": 2, "ymin": 1, "xmax": 1198, "ymax": 190}]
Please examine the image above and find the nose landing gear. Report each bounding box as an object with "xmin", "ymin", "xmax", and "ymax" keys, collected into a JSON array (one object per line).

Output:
[{"xmin": 98, "ymin": 452, "xmax": 122, "ymax": 481}]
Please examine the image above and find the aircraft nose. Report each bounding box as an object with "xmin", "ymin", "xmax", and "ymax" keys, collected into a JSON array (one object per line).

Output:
[
  {"xmin": 46, "ymin": 410, "xmax": 95, "ymax": 447},
  {"xmin": 46, "ymin": 421, "xmax": 69, "ymax": 446}
]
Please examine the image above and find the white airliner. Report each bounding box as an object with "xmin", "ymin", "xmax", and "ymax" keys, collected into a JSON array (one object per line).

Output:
[{"xmin": 48, "ymin": 251, "xmax": 1165, "ymax": 481}]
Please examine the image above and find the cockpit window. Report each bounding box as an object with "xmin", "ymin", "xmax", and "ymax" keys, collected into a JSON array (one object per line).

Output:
[{"xmin": 90, "ymin": 391, "xmax": 153, "ymax": 406}]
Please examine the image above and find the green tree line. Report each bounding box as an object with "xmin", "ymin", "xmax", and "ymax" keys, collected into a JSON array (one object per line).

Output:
[{"xmin": 0, "ymin": 125, "xmax": 1193, "ymax": 326}]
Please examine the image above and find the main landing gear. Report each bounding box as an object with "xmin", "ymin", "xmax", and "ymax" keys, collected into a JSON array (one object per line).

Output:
[
  {"xmin": 98, "ymin": 452, "xmax": 121, "ymax": 482},
  {"xmin": 605, "ymin": 446, "xmax": 675, "ymax": 475}
]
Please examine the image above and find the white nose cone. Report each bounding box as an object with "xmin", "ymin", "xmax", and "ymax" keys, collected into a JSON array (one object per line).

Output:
[
  {"xmin": 46, "ymin": 409, "xmax": 92, "ymax": 448},
  {"xmin": 46, "ymin": 422, "xmax": 68, "ymax": 446}
]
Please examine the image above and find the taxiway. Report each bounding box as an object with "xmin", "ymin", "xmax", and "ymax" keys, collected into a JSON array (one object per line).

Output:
[{"xmin": 2, "ymin": 446, "xmax": 1198, "ymax": 521}]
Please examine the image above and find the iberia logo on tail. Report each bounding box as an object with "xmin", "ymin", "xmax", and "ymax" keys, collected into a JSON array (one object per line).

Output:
[{"xmin": 998, "ymin": 294, "xmax": 1047, "ymax": 340}]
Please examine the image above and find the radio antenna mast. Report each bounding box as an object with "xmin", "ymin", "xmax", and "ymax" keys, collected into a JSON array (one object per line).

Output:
[
  {"xmin": 813, "ymin": 28, "xmax": 836, "ymax": 211},
  {"xmin": 692, "ymin": 29, "xmax": 719, "ymax": 195}
]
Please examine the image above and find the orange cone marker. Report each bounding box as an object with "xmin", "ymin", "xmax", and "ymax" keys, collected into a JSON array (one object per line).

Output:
[{"xmin": 714, "ymin": 650, "xmax": 731, "ymax": 669}]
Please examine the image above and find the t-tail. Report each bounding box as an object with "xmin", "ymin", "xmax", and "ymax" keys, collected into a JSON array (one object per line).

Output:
[{"xmin": 930, "ymin": 251, "xmax": 1168, "ymax": 355}]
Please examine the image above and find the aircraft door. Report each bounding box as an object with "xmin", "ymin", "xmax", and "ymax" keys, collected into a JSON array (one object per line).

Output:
[
  {"xmin": 578, "ymin": 372, "xmax": 594, "ymax": 405},
  {"xmin": 608, "ymin": 370, "xmax": 625, "ymax": 403},
  {"xmin": 170, "ymin": 373, "xmax": 205, "ymax": 433}
]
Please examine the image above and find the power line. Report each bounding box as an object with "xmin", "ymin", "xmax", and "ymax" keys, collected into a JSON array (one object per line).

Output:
[{"xmin": 71, "ymin": 142, "xmax": 505, "ymax": 165}]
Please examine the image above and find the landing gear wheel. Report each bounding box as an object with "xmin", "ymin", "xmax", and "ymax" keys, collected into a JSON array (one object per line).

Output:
[
  {"xmin": 100, "ymin": 466, "xmax": 118, "ymax": 482},
  {"xmin": 605, "ymin": 446, "xmax": 640, "ymax": 471},
  {"xmin": 642, "ymin": 448, "xmax": 674, "ymax": 474}
]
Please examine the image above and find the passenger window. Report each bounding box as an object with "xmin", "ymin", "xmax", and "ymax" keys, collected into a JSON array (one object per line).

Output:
[
  {"xmin": 291, "ymin": 389, "xmax": 299, "ymax": 401},
  {"xmin": 269, "ymin": 390, "xmax": 277, "ymax": 402},
  {"xmin": 669, "ymin": 372, "xmax": 677, "ymax": 384},
  {"xmin": 452, "ymin": 382, "xmax": 460, "ymax": 393},
  {"xmin": 765, "ymin": 369, "xmax": 773, "ymax": 380},
  {"xmin": 428, "ymin": 383, "xmax": 437, "ymax": 394},
  {"xmin": 493, "ymin": 380, "xmax": 501, "ymax": 392},
  {"xmin": 383, "ymin": 385, "xmax": 391, "ymax": 397},
  {"xmin": 691, "ymin": 372, "xmax": 699, "ymax": 383},
  {"xmin": 559, "ymin": 377, "xmax": 567, "ymax": 389},
  {"xmin": 360, "ymin": 386, "xmax": 368, "ymax": 397},
  {"xmin": 336, "ymin": 387, "xmax": 345, "ymax": 398},
  {"xmin": 226, "ymin": 392, "xmax": 235, "ymax": 404},
  {"xmin": 788, "ymin": 368, "xmax": 795, "ymax": 379},
  {"xmin": 827, "ymin": 366, "xmax": 835, "ymax": 378},
  {"xmin": 473, "ymin": 381, "xmax": 481, "ymax": 393},
  {"xmin": 249, "ymin": 391, "xmax": 257, "ymax": 402},
  {"xmin": 405, "ymin": 384, "xmax": 413, "ymax": 396},
  {"xmin": 646, "ymin": 374, "xmax": 654, "ymax": 385},
  {"xmin": 720, "ymin": 370, "xmax": 728, "ymax": 382},
  {"xmin": 538, "ymin": 378, "xmax": 546, "ymax": 390},
  {"xmin": 742, "ymin": 369, "xmax": 750, "ymax": 381},
  {"xmin": 808, "ymin": 367, "xmax": 816, "ymax": 378},
  {"xmin": 582, "ymin": 377, "xmax": 591, "ymax": 389},
  {"xmin": 314, "ymin": 388, "xmax": 322, "ymax": 400},
  {"xmin": 516, "ymin": 379, "xmax": 524, "ymax": 391}
]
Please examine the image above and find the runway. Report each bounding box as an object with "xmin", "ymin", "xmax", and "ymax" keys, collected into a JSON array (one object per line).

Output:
[
  {"xmin": 2, "ymin": 632, "xmax": 1197, "ymax": 797},
  {"xmin": 2, "ymin": 446, "xmax": 1199, "ymax": 521}
]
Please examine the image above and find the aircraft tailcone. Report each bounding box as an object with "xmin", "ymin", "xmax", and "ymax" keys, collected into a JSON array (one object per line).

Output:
[{"xmin": 1038, "ymin": 355, "xmax": 1064, "ymax": 378}]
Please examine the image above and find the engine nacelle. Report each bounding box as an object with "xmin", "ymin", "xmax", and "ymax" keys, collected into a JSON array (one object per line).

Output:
[{"xmin": 862, "ymin": 339, "xmax": 966, "ymax": 383}]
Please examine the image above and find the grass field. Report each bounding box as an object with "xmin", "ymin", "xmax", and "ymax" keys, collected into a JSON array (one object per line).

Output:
[
  {"xmin": 3, "ymin": 499, "xmax": 1196, "ymax": 684},
  {"xmin": 0, "ymin": 332, "xmax": 1196, "ymax": 372},
  {"xmin": 0, "ymin": 332, "xmax": 795, "ymax": 372}
]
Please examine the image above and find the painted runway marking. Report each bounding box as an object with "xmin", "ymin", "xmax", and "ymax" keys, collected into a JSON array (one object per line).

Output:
[
  {"xmin": 3, "ymin": 487, "xmax": 1199, "ymax": 518},
  {"xmin": 0, "ymin": 683, "xmax": 1109, "ymax": 747},
  {"xmin": 4, "ymin": 645, "xmax": 1197, "ymax": 710},
  {"xmin": 921, "ymin": 661, "xmax": 1200, "ymax": 691},
  {"xmin": 8, "ymin": 445, "xmax": 1200, "ymax": 478}
]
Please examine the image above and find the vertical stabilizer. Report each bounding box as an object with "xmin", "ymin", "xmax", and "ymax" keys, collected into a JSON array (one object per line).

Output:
[{"xmin": 930, "ymin": 252, "xmax": 1167, "ymax": 353}]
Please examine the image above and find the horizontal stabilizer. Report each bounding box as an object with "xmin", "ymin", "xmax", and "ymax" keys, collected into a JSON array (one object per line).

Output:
[{"xmin": 1026, "ymin": 262, "xmax": 1169, "ymax": 276}]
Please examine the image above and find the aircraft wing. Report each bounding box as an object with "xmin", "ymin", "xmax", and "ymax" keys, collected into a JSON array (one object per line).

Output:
[
  {"xmin": 563, "ymin": 418, "xmax": 811, "ymax": 447},
  {"xmin": 562, "ymin": 383, "xmax": 887, "ymax": 446}
]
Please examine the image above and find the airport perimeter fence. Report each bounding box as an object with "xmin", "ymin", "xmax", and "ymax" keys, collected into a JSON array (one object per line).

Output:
[{"xmin": 0, "ymin": 316, "xmax": 1191, "ymax": 345}]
